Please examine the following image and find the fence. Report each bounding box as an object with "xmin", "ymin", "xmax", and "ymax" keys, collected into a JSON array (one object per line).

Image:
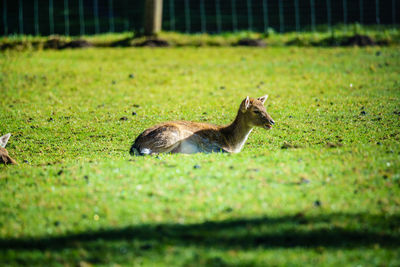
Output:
[{"xmin": 1, "ymin": 0, "xmax": 398, "ymax": 36}]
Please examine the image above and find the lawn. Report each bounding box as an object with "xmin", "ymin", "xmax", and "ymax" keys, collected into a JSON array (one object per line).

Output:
[{"xmin": 0, "ymin": 46, "xmax": 399, "ymax": 266}]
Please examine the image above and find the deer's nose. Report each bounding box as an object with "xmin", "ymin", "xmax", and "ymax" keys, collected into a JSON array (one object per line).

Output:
[{"xmin": 269, "ymin": 119, "xmax": 275, "ymax": 125}]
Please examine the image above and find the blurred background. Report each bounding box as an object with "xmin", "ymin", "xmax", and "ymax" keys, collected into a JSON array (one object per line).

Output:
[{"xmin": 1, "ymin": 0, "xmax": 398, "ymax": 36}]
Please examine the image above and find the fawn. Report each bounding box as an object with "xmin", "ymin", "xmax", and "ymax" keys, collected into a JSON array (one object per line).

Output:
[
  {"xmin": 0, "ymin": 133, "xmax": 17, "ymax": 165},
  {"xmin": 130, "ymin": 95, "xmax": 274, "ymax": 155}
]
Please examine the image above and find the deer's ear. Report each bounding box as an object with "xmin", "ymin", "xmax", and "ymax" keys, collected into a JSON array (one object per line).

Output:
[
  {"xmin": 240, "ymin": 96, "xmax": 250, "ymax": 113},
  {"xmin": 0, "ymin": 133, "xmax": 11, "ymax": 148},
  {"xmin": 258, "ymin": 95, "xmax": 268, "ymax": 105}
]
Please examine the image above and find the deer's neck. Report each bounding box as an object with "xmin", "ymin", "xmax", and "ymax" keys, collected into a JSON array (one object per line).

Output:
[{"xmin": 220, "ymin": 111, "xmax": 253, "ymax": 152}]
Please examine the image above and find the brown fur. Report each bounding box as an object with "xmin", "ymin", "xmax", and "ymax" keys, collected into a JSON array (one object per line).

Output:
[
  {"xmin": 0, "ymin": 147, "xmax": 17, "ymax": 165},
  {"xmin": 130, "ymin": 96, "xmax": 274, "ymax": 155},
  {"xmin": 0, "ymin": 134, "xmax": 17, "ymax": 165}
]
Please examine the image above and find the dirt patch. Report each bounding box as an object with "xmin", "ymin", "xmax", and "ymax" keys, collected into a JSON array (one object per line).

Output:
[
  {"xmin": 236, "ymin": 38, "xmax": 267, "ymax": 47},
  {"xmin": 110, "ymin": 37, "xmax": 170, "ymax": 47},
  {"xmin": 311, "ymin": 37, "xmax": 341, "ymax": 47},
  {"xmin": 341, "ymin": 34, "xmax": 376, "ymax": 46},
  {"xmin": 0, "ymin": 41, "xmax": 36, "ymax": 51},
  {"xmin": 135, "ymin": 39, "xmax": 170, "ymax": 47},
  {"xmin": 61, "ymin": 39, "xmax": 92, "ymax": 49},
  {"xmin": 286, "ymin": 37, "xmax": 309, "ymax": 46},
  {"xmin": 110, "ymin": 37, "xmax": 134, "ymax": 47},
  {"xmin": 0, "ymin": 42, "xmax": 19, "ymax": 50},
  {"xmin": 43, "ymin": 38, "xmax": 67, "ymax": 49},
  {"xmin": 38, "ymin": 38, "xmax": 92, "ymax": 50},
  {"xmin": 281, "ymin": 142, "xmax": 300, "ymax": 149},
  {"xmin": 295, "ymin": 34, "xmax": 380, "ymax": 47},
  {"xmin": 326, "ymin": 142, "xmax": 343, "ymax": 148}
]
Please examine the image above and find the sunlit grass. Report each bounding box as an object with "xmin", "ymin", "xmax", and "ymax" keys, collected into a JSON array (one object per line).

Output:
[{"xmin": 0, "ymin": 45, "xmax": 399, "ymax": 266}]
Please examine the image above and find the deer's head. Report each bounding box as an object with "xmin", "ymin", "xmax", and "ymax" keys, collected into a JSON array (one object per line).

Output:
[{"xmin": 240, "ymin": 95, "xmax": 275, "ymax": 130}]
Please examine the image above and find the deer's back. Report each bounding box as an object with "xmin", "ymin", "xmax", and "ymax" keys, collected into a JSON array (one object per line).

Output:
[{"xmin": 133, "ymin": 120, "xmax": 228, "ymax": 154}]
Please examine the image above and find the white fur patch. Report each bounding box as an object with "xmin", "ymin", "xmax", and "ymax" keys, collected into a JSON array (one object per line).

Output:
[
  {"xmin": 232, "ymin": 129, "xmax": 253, "ymax": 153},
  {"xmin": 140, "ymin": 148, "xmax": 152, "ymax": 155},
  {"xmin": 179, "ymin": 140, "xmax": 201, "ymax": 154}
]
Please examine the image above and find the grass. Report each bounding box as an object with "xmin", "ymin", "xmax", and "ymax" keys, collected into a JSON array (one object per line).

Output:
[{"xmin": 0, "ymin": 45, "xmax": 399, "ymax": 266}]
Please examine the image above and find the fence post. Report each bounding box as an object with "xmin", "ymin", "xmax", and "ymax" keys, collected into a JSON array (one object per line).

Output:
[
  {"xmin": 231, "ymin": 0, "xmax": 237, "ymax": 32},
  {"xmin": 184, "ymin": 0, "xmax": 190, "ymax": 33},
  {"xmin": 326, "ymin": 0, "xmax": 332, "ymax": 32},
  {"xmin": 169, "ymin": 0, "xmax": 175, "ymax": 31},
  {"xmin": 124, "ymin": 19, "xmax": 129, "ymax": 32},
  {"xmin": 375, "ymin": 0, "xmax": 380, "ymax": 24},
  {"xmin": 64, "ymin": 0, "xmax": 69, "ymax": 35},
  {"xmin": 343, "ymin": 0, "xmax": 347, "ymax": 27},
  {"xmin": 278, "ymin": 0, "xmax": 284, "ymax": 33},
  {"xmin": 262, "ymin": 0, "xmax": 268, "ymax": 32},
  {"xmin": 3, "ymin": 0, "xmax": 7, "ymax": 35},
  {"xmin": 247, "ymin": 0, "xmax": 253, "ymax": 31},
  {"xmin": 295, "ymin": 0, "xmax": 300, "ymax": 32},
  {"xmin": 34, "ymin": 0, "xmax": 39, "ymax": 35},
  {"xmin": 123, "ymin": 0, "xmax": 129, "ymax": 32},
  {"xmin": 49, "ymin": 0, "xmax": 54, "ymax": 34},
  {"xmin": 310, "ymin": 0, "xmax": 315, "ymax": 31},
  {"xmin": 79, "ymin": 0, "xmax": 85, "ymax": 35},
  {"xmin": 216, "ymin": 0, "xmax": 222, "ymax": 33},
  {"xmin": 18, "ymin": 0, "xmax": 23, "ymax": 34},
  {"xmin": 94, "ymin": 0, "xmax": 100, "ymax": 34},
  {"xmin": 144, "ymin": 0, "xmax": 163, "ymax": 35},
  {"xmin": 200, "ymin": 0, "xmax": 206, "ymax": 33},
  {"xmin": 109, "ymin": 0, "xmax": 115, "ymax": 32}
]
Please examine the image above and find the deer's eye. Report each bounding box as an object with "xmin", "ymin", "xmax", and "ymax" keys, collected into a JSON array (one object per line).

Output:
[{"xmin": 253, "ymin": 110, "xmax": 261, "ymax": 114}]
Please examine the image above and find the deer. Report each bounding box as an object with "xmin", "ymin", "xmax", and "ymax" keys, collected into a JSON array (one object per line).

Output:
[
  {"xmin": 130, "ymin": 95, "xmax": 275, "ymax": 155},
  {"xmin": 0, "ymin": 133, "xmax": 17, "ymax": 165}
]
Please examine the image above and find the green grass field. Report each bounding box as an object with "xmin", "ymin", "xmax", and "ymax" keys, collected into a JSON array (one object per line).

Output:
[{"xmin": 0, "ymin": 45, "xmax": 399, "ymax": 266}]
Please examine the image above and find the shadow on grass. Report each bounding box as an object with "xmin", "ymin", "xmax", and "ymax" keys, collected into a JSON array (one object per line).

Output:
[{"xmin": 1, "ymin": 213, "xmax": 399, "ymax": 252}]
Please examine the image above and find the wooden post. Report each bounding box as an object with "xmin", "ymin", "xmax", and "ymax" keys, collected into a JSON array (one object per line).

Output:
[{"xmin": 144, "ymin": 0, "xmax": 163, "ymax": 36}]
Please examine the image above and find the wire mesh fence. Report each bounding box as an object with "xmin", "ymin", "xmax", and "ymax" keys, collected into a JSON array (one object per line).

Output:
[{"xmin": 1, "ymin": 0, "xmax": 398, "ymax": 36}]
